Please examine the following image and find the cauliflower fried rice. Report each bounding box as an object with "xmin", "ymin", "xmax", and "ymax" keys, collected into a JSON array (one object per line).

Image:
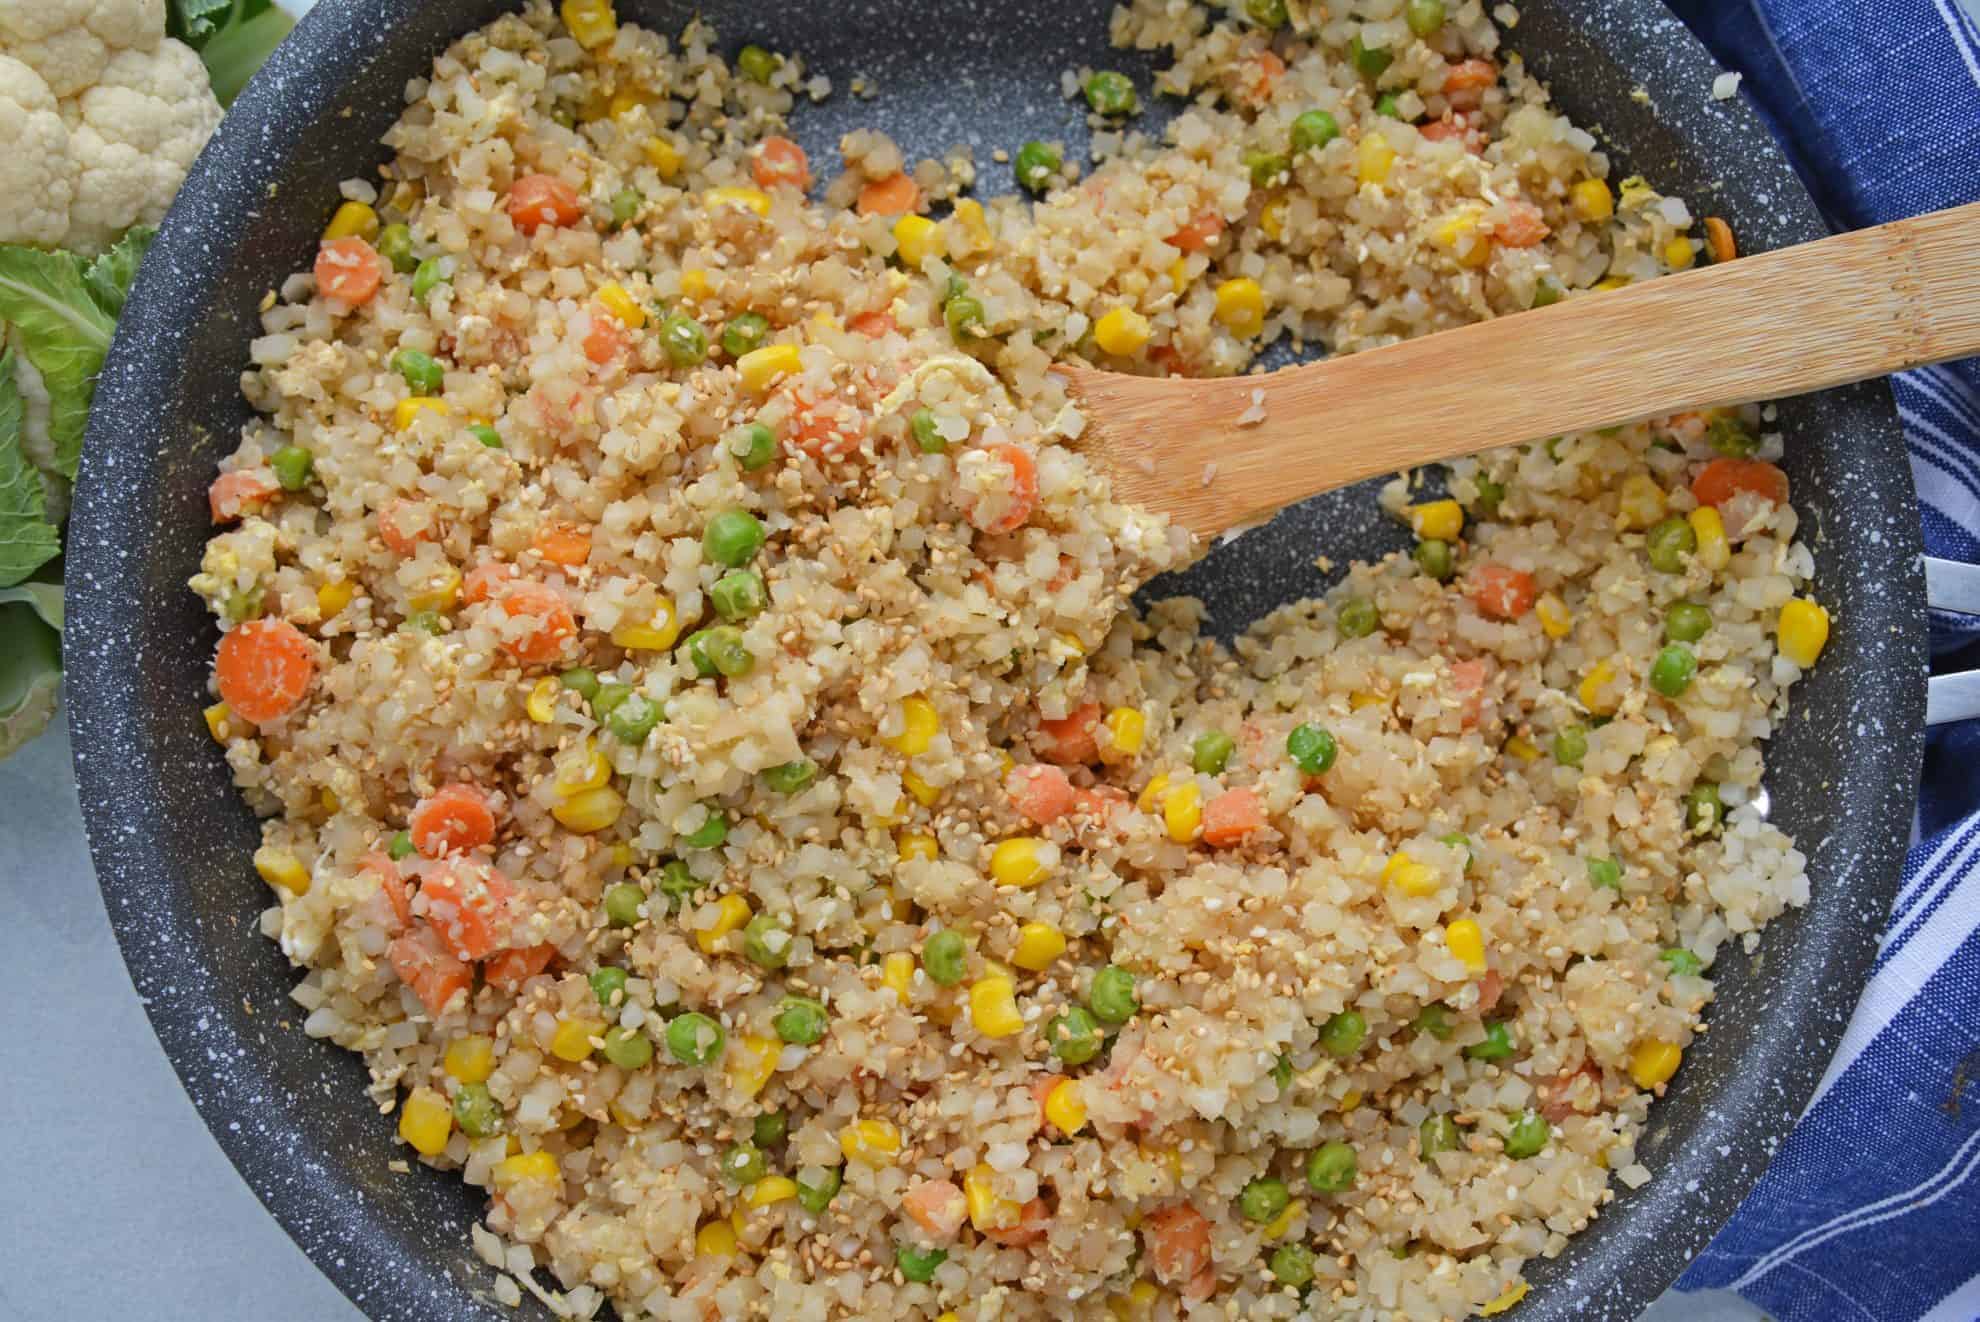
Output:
[{"xmin": 192, "ymin": 2, "xmax": 1833, "ymax": 1317}]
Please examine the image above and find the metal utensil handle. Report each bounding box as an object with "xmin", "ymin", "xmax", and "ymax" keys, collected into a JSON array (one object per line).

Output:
[{"xmin": 1926, "ymin": 557, "xmax": 1980, "ymax": 725}]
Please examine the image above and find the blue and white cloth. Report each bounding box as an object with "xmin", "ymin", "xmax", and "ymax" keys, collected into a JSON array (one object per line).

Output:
[{"xmin": 1660, "ymin": 2, "xmax": 1980, "ymax": 1319}]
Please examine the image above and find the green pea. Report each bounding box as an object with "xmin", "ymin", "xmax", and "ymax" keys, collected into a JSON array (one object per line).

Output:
[
  {"xmin": 700, "ymin": 626, "xmax": 754, "ymax": 678},
  {"xmin": 736, "ymin": 44, "xmax": 778, "ymax": 84},
  {"xmin": 1646, "ymin": 516, "xmax": 1697, "ymax": 573},
  {"xmin": 453, "ymin": 1082, "xmax": 502, "ymax": 1137},
  {"xmin": 1665, "ymin": 601, "xmax": 1712, "ymax": 643},
  {"xmin": 1014, "ymin": 141, "xmax": 1061, "ymax": 194},
  {"xmin": 705, "ymin": 508, "xmax": 766, "ymax": 567},
  {"xmin": 270, "ymin": 445, "xmax": 314, "ymax": 492},
  {"xmin": 1238, "ymin": 1175, "xmax": 1290, "ymax": 1223},
  {"xmin": 1090, "ymin": 964, "xmax": 1138, "ymax": 1024},
  {"xmin": 1420, "ymin": 1114, "xmax": 1460, "ymax": 1157},
  {"xmin": 1466, "ymin": 1020, "xmax": 1516, "ymax": 1061},
  {"xmin": 1553, "ymin": 724, "xmax": 1589, "ymax": 767},
  {"xmin": 1270, "ymin": 1242, "xmax": 1316, "ymax": 1289},
  {"xmin": 592, "ymin": 682, "xmax": 633, "ymax": 720},
  {"xmin": 753, "ymin": 1110, "xmax": 788, "ymax": 1147},
  {"xmin": 795, "ymin": 1164, "xmax": 841, "ymax": 1213},
  {"xmin": 1351, "ymin": 32, "xmax": 1393, "ymax": 77},
  {"xmin": 222, "ymin": 584, "xmax": 264, "ymax": 623},
  {"xmin": 1272, "ymin": 1053, "xmax": 1294, "ymax": 1089},
  {"xmin": 411, "ymin": 256, "xmax": 451, "ymax": 301},
  {"xmin": 1306, "ymin": 1140, "xmax": 1358, "ymax": 1193},
  {"xmin": 682, "ymin": 629, "xmax": 721, "ymax": 678},
  {"xmin": 559, "ymin": 667, "xmax": 599, "ymax": 700},
  {"xmin": 1413, "ymin": 1002, "xmax": 1454, "ymax": 1039},
  {"xmin": 743, "ymin": 913, "xmax": 791, "ymax": 970},
  {"xmin": 722, "ymin": 1141, "xmax": 768, "ymax": 1185},
  {"xmin": 1502, "ymin": 1110, "xmax": 1549, "ymax": 1159},
  {"xmin": 711, "ymin": 569, "xmax": 767, "ymax": 621},
  {"xmin": 1291, "ymin": 109, "xmax": 1341, "ymax": 154},
  {"xmin": 944, "ymin": 293, "xmax": 987, "ymax": 342},
  {"xmin": 1530, "ymin": 276, "xmax": 1566, "ymax": 309},
  {"xmin": 1706, "ymin": 415, "xmax": 1759, "ymax": 458},
  {"xmin": 1084, "ymin": 70, "xmax": 1138, "ymax": 116},
  {"xmin": 377, "ymin": 223, "xmax": 417, "ymax": 274},
  {"xmin": 1245, "ymin": 150, "xmax": 1291, "ymax": 188},
  {"xmin": 1586, "ymin": 856, "xmax": 1622, "ymax": 890},
  {"xmin": 606, "ymin": 693, "xmax": 661, "ymax": 744},
  {"xmin": 1414, "ymin": 538, "xmax": 1456, "ymax": 581},
  {"xmin": 1192, "ymin": 730, "xmax": 1236, "ymax": 774},
  {"xmin": 1337, "ymin": 596, "xmax": 1380, "ymax": 638},
  {"xmin": 603, "ymin": 882, "xmax": 646, "ymax": 927},
  {"xmin": 589, "ymin": 966, "xmax": 629, "ymax": 1008},
  {"xmin": 761, "ymin": 759, "xmax": 816, "ymax": 794},
  {"xmin": 1439, "ymin": 832, "xmax": 1473, "ymax": 871},
  {"xmin": 921, "ymin": 929, "xmax": 967, "ymax": 986},
  {"xmin": 657, "ymin": 860, "xmax": 699, "ymax": 909},
  {"xmin": 773, "ymin": 994, "xmax": 829, "ymax": 1045},
  {"xmin": 681, "ymin": 807, "xmax": 728, "ymax": 849},
  {"xmin": 725, "ymin": 421, "xmax": 777, "ymax": 471},
  {"xmin": 1319, "ymin": 1009, "xmax": 1367, "ymax": 1058},
  {"xmin": 610, "ymin": 186, "xmax": 643, "ymax": 227},
  {"xmin": 1406, "ymin": 0, "xmax": 1448, "ymax": 37},
  {"xmin": 910, "ymin": 408, "xmax": 947, "ymax": 454},
  {"xmin": 1651, "ymin": 644, "xmax": 1697, "ymax": 698},
  {"xmin": 1286, "ymin": 723, "xmax": 1337, "ymax": 775},
  {"xmin": 1471, "ymin": 475, "xmax": 1506, "ymax": 516},
  {"xmin": 661, "ymin": 313, "xmax": 709, "ymax": 367},
  {"xmin": 405, "ymin": 609, "xmax": 445, "ymax": 635},
  {"xmin": 1686, "ymin": 782, "xmax": 1723, "ymax": 836},
  {"xmin": 1046, "ymin": 1007, "xmax": 1102, "ymax": 1065},
  {"xmin": 1246, "ymin": 0, "xmax": 1289, "ymax": 26},
  {"xmin": 470, "ymin": 423, "xmax": 503, "ymax": 449},
  {"xmin": 721, "ymin": 311, "xmax": 770, "ymax": 359},
  {"xmin": 895, "ymin": 1242, "xmax": 946, "ymax": 1283},
  {"xmin": 602, "ymin": 1025, "xmax": 654, "ymax": 1071},
  {"xmin": 388, "ymin": 830, "xmax": 415, "ymax": 860},
  {"xmin": 1374, "ymin": 91, "xmax": 1406, "ymax": 120},
  {"xmin": 1660, "ymin": 947, "xmax": 1705, "ymax": 977},
  {"xmin": 665, "ymin": 1011, "xmax": 724, "ymax": 1065}
]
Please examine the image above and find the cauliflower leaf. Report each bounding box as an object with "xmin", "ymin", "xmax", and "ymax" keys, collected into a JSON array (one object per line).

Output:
[
  {"xmin": 0, "ymin": 578, "xmax": 62, "ymax": 759},
  {"xmin": 168, "ymin": 0, "xmax": 293, "ymax": 106},
  {"xmin": 0, "ymin": 349, "xmax": 61, "ymax": 587}
]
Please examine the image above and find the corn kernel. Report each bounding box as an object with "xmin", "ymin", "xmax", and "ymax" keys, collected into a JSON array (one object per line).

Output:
[
  {"xmin": 1260, "ymin": 196, "xmax": 1288, "ymax": 241},
  {"xmin": 1688, "ymin": 507, "xmax": 1730, "ymax": 572},
  {"xmin": 316, "ymin": 579, "xmax": 355, "ymax": 619},
  {"xmin": 394, "ymin": 397, "xmax": 451, "ymax": 431},
  {"xmin": 551, "ymin": 786, "xmax": 624, "ymax": 834},
  {"xmin": 705, "ymin": 186, "xmax": 771, "ymax": 217},
  {"xmin": 322, "ymin": 200, "xmax": 380, "ymax": 243},
  {"xmin": 607, "ymin": 842, "xmax": 635, "ymax": 869},
  {"xmin": 1578, "ymin": 659, "xmax": 1621, "ymax": 716},
  {"xmin": 1357, "ymin": 131, "xmax": 1397, "ymax": 185},
  {"xmin": 892, "ymin": 214, "xmax": 946, "ymax": 267},
  {"xmin": 444, "ymin": 1034, "xmax": 495, "ymax": 1084},
  {"xmin": 738, "ymin": 343, "xmax": 802, "ymax": 393},
  {"xmin": 1431, "ymin": 204, "xmax": 1491, "ymax": 268},
  {"xmin": 1044, "ymin": 1078, "xmax": 1088, "ymax": 1134},
  {"xmin": 526, "ymin": 677, "xmax": 559, "ymax": 723},
  {"xmin": 1339, "ymin": 1090, "xmax": 1363, "ymax": 1112},
  {"xmin": 938, "ymin": 1314, "xmax": 961, "ymax": 1322},
  {"xmin": 552, "ymin": 739, "xmax": 612, "ymax": 798},
  {"xmin": 1137, "ymin": 773, "xmax": 1171, "ymax": 813},
  {"xmin": 696, "ymin": 893, "xmax": 752, "ymax": 953},
  {"xmin": 610, "ymin": 597, "xmax": 681, "ymax": 651},
  {"xmin": 397, "ymin": 1087, "xmax": 453, "ymax": 1155},
  {"xmin": 1163, "ymin": 780, "xmax": 1203, "ymax": 843},
  {"xmin": 1214, "ymin": 277, "xmax": 1266, "ymax": 338},
  {"xmin": 1409, "ymin": 499, "xmax": 1464, "ymax": 541},
  {"xmin": 964, "ymin": 1162, "xmax": 1023, "ymax": 1230},
  {"xmin": 695, "ymin": 1219, "xmax": 738, "ymax": 1257},
  {"xmin": 1382, "ymin": 851, "xmax": 1440, "ymax": 898},
  {"xmin": 840, "ymin": 1117, "xmax": 902, "ymax": 1167},
  {"xmin": 675, "ymin": 270, "xmax": 713, "ymax": 305},
  {"xmin": 1535, "ymin": 593, "xmax": 1573, "ymax": 640},
  {"xmin": 1570, "ymin": 178, "xmax": 1614, "ymax": 223},
  {"xmin": 1505, "ymin": 735, "xmax": 1541, "ymax": 762},
  {"xmin": 495, "ymin": 1149, "xmax": 560, "ymax": 1187},
  {"xmin": 1777, "ymin": 598, "xmax": 1830, "ymax": 668},
  {"xmin": 1100, "ymin": 706, "xmax": 1147, "ymax": 761},
  {"xmin": 882, "ymin": 951, "xmax": 915, "ymax": 1001},
  {"xmin": 746, "ymin": 1175, "xmax": 799, "ymax": 1208},
  {"xmin": 643, "ymin": 136, "xmax": 683, "ymax": 179},
  {"xmin": 1444, "ymin": 917, "xmax": 1487, "ymax": 972},
  {"xmin": 1108, "ymin": 1280, "xmax": 1164, "ymax": 1321},
  {"xmin": 1664, "ymin": 237, "xmax": 1697, "ymax": 270},
  {"xmin": 560, "ymin": 0, "xmax": 617, "ymax": 49},
  {"xmin": 550, "ymin": 1016, "xmax": 606, "ymax": 1062},
  {"xmin": 1594, "ymin": 274, "xmax": 1632, "ymax": 291},
  {"xmin": 727, "ymin": 1033, "xmax": 779, "ymax": 1097},
  {"xmin": 1350, "ymin": 690, "xmax": 1387, "ymax": 711},
  {"xmin": 898, "ymin": 832, "xmax": 939, "ymax": 861},
  {"xmin": 969, "ymin": 976, "xmax": 1024, "ymax": 1037},
  {"xmin": 607, "ymin": 88, "xmax": 644, "ymax": 119},
  {"xmin": 1617, "ymin": 474, "xmax": 1667, "ymax": 530},
  {"xmin": 1481, "ymin": 1280, "xmax": 1531, "ymax": 1316},
  {"xmin": 951, "ymin": 198, "xmax": 993, "ymax": 256},
  {"xmin": 884, "ymin": 695, "xmax": 939, "ymax": 756},
  {"xmin": 990, "ymin": 837, "xmax": 1054, "ymax": 888},
  {"xmin": 203, "ymin": 701, "xmax": 233, "ymax": 742},
  {"xmin": 1012, "ymin": 921, "xmax": 1067, "ymax": 971},
  {"xmin": 1628, "ymin": 1039, "xmax": 1683, "ymax": 1089},
  {"xmin": 1094, "ymin": 307, "xmax": 1153, "ymax": 356},
  {"xmin": 596, "ymin": 281, "xmax": 646, "ymax": 328},
  {"xmin": 1263, "ymin": 1197, "xmax": 1306, "ymax": 1241},
  {"xmin": 254, "ymin": 846, "xmax": 310, "ymax": 896},
  {"xmin": 902, "ymin": 770, "xmax": 940, "ymax": 807},
  {"xmin": 408, "ymin": 566, "xmax": 461, "ymax": 614}
]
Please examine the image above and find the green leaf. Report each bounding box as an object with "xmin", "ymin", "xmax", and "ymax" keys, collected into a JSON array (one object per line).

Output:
[
  {"xmin": 82, "ymin": 226, "xmax": 155, "ymax": 319},
  {"xmin": 0, "ymin": 351, "xmax": 61, "ymax": 587},
  {"xmin": 0, "ymin": 581, "xmax": 62, "ymax": 632},
  {"xmin": 166, "ymin": 0, "xmax": 238, "ymax": 45},
  {"xmin": 172, "ymin": 0, "xmax": 295, "ymax": 106},
  {"xmin": 0, "ymin": 590, "xmax": 61, "ymax": 759},
  {"xmin": 0, "ymin": 245, "xmax": 118, "ymax": 481}
]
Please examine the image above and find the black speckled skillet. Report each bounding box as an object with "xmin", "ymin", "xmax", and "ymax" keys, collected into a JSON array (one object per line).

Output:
[{"xmin": 65, "ymin": 1, "xmax": 1926, "ymax": 1317}]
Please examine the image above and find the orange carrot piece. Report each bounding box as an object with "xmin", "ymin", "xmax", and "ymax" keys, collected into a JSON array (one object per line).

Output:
[
  {"xmin": 785, "ymin": 391, "xmax": 864, "ymax": 460},
  {"xmin": 315, "ymin": 237, "xmax": 385, "ymax": 306},
  {"xmin": 965, "ymin": 443, "xmax": 1039, "ymax": 534},
  {"xmin": 377, "ymin": 498, "xmax": 437, "ymax": 555},
  {"xmin": 1008, "ymin": 763, "xmax": 1077, "ymax": 825},
  {"xmin": 752, "ymin": 136, "xmax": 811, "ymax": 191},
  {"xmin": 462, "ymin": 559, "xmax": 517, "ymax": 605},
  {"xmin": 389, "ymin": 926, "xmax": 473, "ymax": 1017},
  {"xmin": 1469, "ymin": 564, "xmax": 1538, "ymax": 621},
  {"xmin": 1202, "ymin": 786, "xmax": 1265, "ymax": 847},
  {"xmin": 1691, "ymin": 457, "xmax": 1789, "ymax": 510},
  {"xmin": 1168, "ymin": 211, "xmax": 1225, "ymax": 254},
  {"xmin": 208, "ymin": 469, "xmax": 278, "ymax": 524},
  {"xmin": 856, "ymin": 172, "xmax": 921, "ymax": 217},
  {"xmin": 214, "ymin": 618, "xmax": 317, "ymax": 723},
  {"xmin": 484, "ymin": 942, "xmax": 557, "ymax": 991},
  {"xmin": 410, "ymin": 783, "xmax": 497, "ymax": 858},
  {"xmin": 499, "ymin": 581, "xmax": 577, "ymax": 665},
  {"xmin": 531, "ymin": 521, "xmax": 593, "ymax": 567},
  {"xmin": 1442, "ymin": 57, "xmax": 1498, "ymax": 108},
  {"xmin": 981, "ymin": 1197, "xmax": 1050, "ymax": 1247},
  {"xmin": 507, "ymin": 173, "xmax": 582, "ymax": 234},
  {"xmin": 1037, "ymin": 701, "xmax": 1102, "ymax": 766},
  {"xmin": 361, "ymin": 852, "xmax": 412, "ymax": 933},
  {"xmin": 902, "ymin": 1179, "xmax": 969, "ymax": 1239},
  {"xmin": 583, "ymin": 314, "xmax": 627, "ymax": 364},
  {"xmin": 848, "ymin": 309, "xmax": 897, "ymax": 339},
  {"xmin": 417, "ymin": 861, "xmax": 517, "ymax": 961},
  {"xmin": 1492, "ymin": 201, "xmax": 1550, "ymax": 248},
  {"xmin": 1143, "ymin": 1203, "xmax": 1212, "ymax": 1286}
]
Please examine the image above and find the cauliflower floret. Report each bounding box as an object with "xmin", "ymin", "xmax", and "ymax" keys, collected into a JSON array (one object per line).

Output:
[
  {"xmin": 66, "ymin": 40, "xmax": 221, "ymax": 253},
  {"xmin": 0, "ymin": 54, "xmax": 76, "ymax": 248},
  {"xmin": 0, "ymin": 0, "xmax": 166, "ymax": 97}
]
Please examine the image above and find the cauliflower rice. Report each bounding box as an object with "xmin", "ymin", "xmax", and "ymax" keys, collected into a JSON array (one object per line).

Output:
[{"xmin": 192, "ymin": 2, "xmax": 1831, "ymax": 1318}]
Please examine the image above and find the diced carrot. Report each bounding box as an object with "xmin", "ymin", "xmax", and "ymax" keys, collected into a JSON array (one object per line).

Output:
[
  {"xmin": 1469, "ymin": 564, "xmax": 1538, "ymax": 621},
  {"xmin": 1183, "ymin": 1266, "xmax": 1220, "ymax": 1300},
  {"xmin": 1491, "ymin": 201, "xmax": 1550, "ymax": 248},
  {"xmin": 361, "ymin": 851, "xmax": 412, "ymax": 933},
  {"xmin": 785, "ymin": 391, "xmax": 864, "ymax": 460},
  {"xmin": 752, "ymin": 135, "xmax": 811, "ymax": 191},
  {"xmin": 531, "ymin": 521, "xmax": 593, "ymax": 568},
  {"xmin": 902, "ymin": 1179, "xmax": 969, "ymax": 1240},
  {"xmin": 389, "ymin": 926, "xmax": 474, "ymax": 1017},
  {"xmin": 508, "ymin": 173, "xmax": 583, "ymax": 234},
  {"xmin": 1477, "ymin": 967, "xmax": 1505, "ymax": 1013},
  {"xmin": 1143, "ymin": 1203, "xmax": 1212, "ymax": 1287},
  {"xmin": 378, "ymin": 498, "xmax": 438, "ymax": 555},
  {"xmin": 848, "ymin": 309, "xmax": 897, "ymax": 339},
  {"xmin": 1443, "ymin": 58, "xmax": 1499, "ymax": 109},
  {"xmin": 1691, "ymin": 458, "xmax": 1789, "ymax": 510},
  {"xmin": 208, "ymin": 469, "xmax": 278, "ymax": 524},
  {"xmin": 1037, "ymin": 702, "xmax": 1102, "ymax": 766},
  {"xmin": 1008, "ymin": 763, "xmax": 1077, "ymax": 825},
  {"xmin": 963, "ymin": 443, "xmax": 1039, "ymax": 535},
  {"xmin": 417, "ymin": 860, "xmax": 517, "ymax": 961},
  {"xmin": 1168, "ymin": 211, "xmax": 1225, "ymax": 254},
  {"xmin": 1073, "ymin": 785, "xmax": 1130, "ymax": 822},
  {"xmin": 410, "ymin": 783, "xmax": 497, "ymax": 858},
  {"xmin": 1150, "ymin": 344, "xmax": 1190, "ymax": 378},
  {"xmin": 1202, "ymin": 786, "xmax": 1265, "ymax": 847},
  {"xmin": 214, "ymin": 618, "xmax": 317, "ymax": 723},
  {"xmin": 315, "ymin": 237, "xmax": 385, "ymax": 306},
  {"xmin": 1419, "ymin": 114, "xmax": 1488, "ymax": 154},
  {"xmin": 1449, "ymin": 656, "xmax": 1491, "ymax": 728},
  {"xmin": 583, "ymin": 314, "xmax": 627, "ymax": 364},
  {"xmin": 856, "ymin": 172, "xmax": 921, "ymax": 218},
  {"xmin": 1540, "ymin": 1059, "xmax": 1603, "ymax": 1122},
  {"xmin": 981, "ymin": 1197, "xmax": 1050, "ymax": 1247},
  {"xmin": 463, "ymin": 560, "xmax": 518, "ymax": 605},
  {"xmin": 1241, "ymin": 50, "xmax": 1286, "ymax": 104},
  {"xmin": 499, "ymin": 582, "xmax": 578, "ymax": 665},
  {"xmin": 484, "ymin": 942, "xmax": 558, "ymax": 991}
]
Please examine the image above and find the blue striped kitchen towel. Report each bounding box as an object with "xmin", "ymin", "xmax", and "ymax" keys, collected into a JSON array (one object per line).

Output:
[{"xmin": 1662, "ymin": 1, "xmax": 1980, "ymax": 1319}]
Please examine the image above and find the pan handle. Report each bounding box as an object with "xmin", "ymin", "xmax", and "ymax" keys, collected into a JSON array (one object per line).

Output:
[{"xmin": 1926, "ymin": 557, "xmax": 1980, "ymax": 726}]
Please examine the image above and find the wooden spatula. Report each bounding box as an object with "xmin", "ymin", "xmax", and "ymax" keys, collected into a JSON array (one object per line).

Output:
[{"xmin": 1061, "ymin": 201, "xmax": 1980, "ymax": 539}]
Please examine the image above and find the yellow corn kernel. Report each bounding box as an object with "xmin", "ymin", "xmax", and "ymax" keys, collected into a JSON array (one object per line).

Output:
[
  {"xmin": 746, "ymin": 1175, "xmax": 799, "ymax": 1208},
  {"xmin": 550, "ymin": 1016, "xmax": 606, "ymax": 1063},
  {"xmin": 1263, "ymin": 1197, "xmax": 1306, "ymax": 1241},
  {"xmin": 643, "ymin": 136, "xmax": 683, "ymax": 179},
  {"xmin": 1505, "ymin": 735, "xmax": 1541, "ymax": 762},
  {"xmin": 1350, "ymin": 690, "xmax": 1387, "ymax": 711},
  {"xmin": 1578, "ymin": 659, "xmax": 1621, "ymax": 716},
  {"xmin": 674, "ymin": 270, "xmax": 713, "ymax": 305},
  {"xmin": 552, "ymin": 786, "xmax": 624, "ymax": 834},
  {"xmin": 408, "ymin": 566, "xmax": 461, "ymax": 614},
  {"xmin": 1570, "ymin": 178, "xmax": 1614, "ymax": 223},
  {"xmin": 1357, "ymin": 131, "xmax": 1397, "ymax": 185},
  {"xmin": 696, "ymin": 893, "xmax": 752, "ymax": 953},
  {"xmin": 552, "ymin": 739, "xmax": 611, "ymax": 798},
  {"xmin": 203, "ymin": 701, "xmax": 233, "ymax": 743},
  {"xmin": 1594, "ymin": 274, "xmax": 1633, "ymax": 291},
  {"xmin": 254, "ymin": 846, "xmax": 310, "ymax": 896},
  {"xmin": 1108, "ymin": 1280, "xmax": 1164, "ymax": 1321},
  {"xmin": 316, "ymin": 579, "xmax": 355, "ymax": 619},
  {"xmin": 444, "ymin": 1034, "xmax": 495, "ymax": 1084},
  {"xmin": 1166, "ymin": 259, "xmax": 1190, "ymax": 293},
  {"xmin": 1409, "ymin": 499, "xmax": 1464, "ymax": 541},
  {"xmin": 526, "ymin": 677, "xmax": 559, "ymax": 724},
  {"xmin": 560, "ymin": 0, "xmax": 617, "ymax": 49},
  {"xmin": 891, "ymin": 214, "xmax": 946, "ymax": 267},
  {"xmin": 950, "ymin": 198, "xmax": 993, "ymax": 256},
  {"xmin": 1136, "ymin": 773, "xmax": 1171, "ymax": 813},
  {"xmin": 1481, "ymin": 1280, "xmax": 1531, "ymax": 1316},
  {"xmin": 898, "ymin": 832, "xmax": 939, "ymax": 861},
  {"xmin": 1012, "ymin": 921, "xmax": 1067, "ymax": 971},
  {"xmin": 1617, "ymin": 473, "xmax": 1667, "ymax": 530},
  {"xmin": 1044, "ymin": 1078, "xmax": 1088, "ymax": 1134},
  {"xmin": 705, "ymin": 186, "xmax": 771, "ymax": 217},
  {"xmin": 738, "ymin": 342, "xmax": 802, "ymax": 394},
  {"xmin": 938, "ymin": 1315, "xmax": 961, "ymax": 1322},
  {"xmin": 494, "ymin": 1149, "xmax": 560, "ymax": 1188},
  {"xmin": 1101, "ymin": 706, "xmax": 1147, "ymax": 760},
  {"xmin": 840, "ymin": 1117, "xmax": 902, "ymax": 1167},
  {"xmin": 902, "ymin": 770, "xmax": 940, "ymax": 807},
  {"xmin": 727, "ymin": 1033, "xmax": 779, "ymax": 1097},
  {"xmin": 397, "ymin": 1087, "xmax": 453, "ymax": 1155},
  {"xmin": 884, "ymin": 695, "xmax": 939, "ymax": 756},
  {"xmin": 611, "ymin": 597, "xmax": 681, "ymax": 651},
  {"xmin": 1628, "ymin": 1039, "xmax": 1683, "ymax": 1089},
  {"xmin": 607, "ymin": 842, "xmax": 635, "ymax": 870},
  {"xmin": 1163, "ymin": 780, "xmax": 1203, "ymax": 843},
  {"xmin": 964, "ymin": 1162, "xmax": 1023, "ymax": 1230},
  {"xmin": 695, "ymin": 1219, "xmax": 738, "ymax": 1257},
  {"xmin": 1535, "ymin": 593, "xmax": 1573, "ymax": 640},
  {"xmin": 1382, "ymin": 851, "xmax": 1440, "ymax": 898},
  {"xmin": 1431, "ymin": 204, "xmax": 1491, "ymax": 269},
  {"xmin": 322, "ymin": 200, "xmax": 380, "ymax": 243},
  {"xmin": 596, "ymin": 281, "xmax": 646, "ymax": 329},
  {"xmin": 1444, "ymin": 917, "xmax": 1487, "ymax": 972},
  {"xmin": 969, "ymin": 976, "xmax": 1024, "ymax": 1038},
  {"xmin": 1688, "ymin": 506, "xmax": 1730, "ymax": 572},
  {"xmin": 394, "ymin": 397, "xmax": 451, "ymax": 431},
  {"xmin": 1213, "ymin": 277, "xmax": 1266, "ymax": 338},
  {"xmin": 1094, "ymin": 307, "xmax": 1153, "ymax": 356},
  {"xmin": 1778, "ymin": 598, "xmax": 1830, "ymax": 668},
  {"xmin": 1339, "ymin": 1090, "xmax": 1363, "ymax": 1113},
  {"xmin": 607, "ymin": 88, "xmax": 645, "ymax": 120},
  {"xmin": 1260, "ymin": 196, "xmax": 1288, "ymax": 241},
  {"xmin": 882, "ymin": 951, "xmax": 915, "ymax": 1001},
  {"xmin": 990, "ymin": 837, "xmax": 1054, "ymax": 889},
  {"xmin": 1664, "ymin": 237, "xmax": 1697, "ymax": 270}
]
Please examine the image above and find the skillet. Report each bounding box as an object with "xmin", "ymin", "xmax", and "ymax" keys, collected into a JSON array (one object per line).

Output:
[{"xmin": 65, "ymin": 0, "xmax": 1927, "ymax": 1316}]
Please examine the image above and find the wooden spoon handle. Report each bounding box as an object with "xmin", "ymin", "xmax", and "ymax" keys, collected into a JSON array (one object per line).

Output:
[{"xmin": 1072, "ymin": 201, "xmax": 1980, "ymax": 538}]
